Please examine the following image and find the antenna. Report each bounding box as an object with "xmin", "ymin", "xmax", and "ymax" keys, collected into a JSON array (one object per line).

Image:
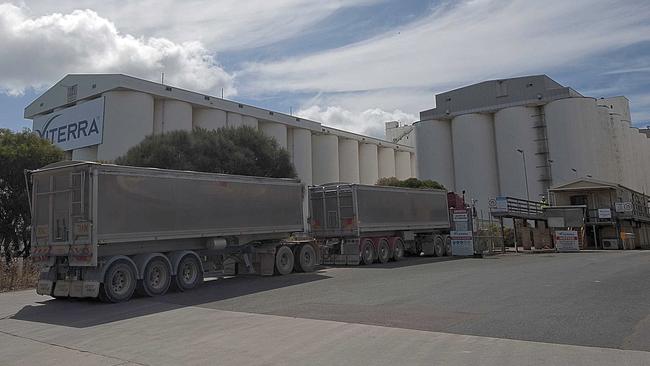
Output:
[
  {"xmin": 221, "ymin": 88, "xmax": 224, "ymax": 99},
  {"xmin": 290, "ymin": 106, "xmax": 293, "ymax": 116},
  {"xmin": 161, "ymin": 72, "xmax": 164, "ymax": 84}
]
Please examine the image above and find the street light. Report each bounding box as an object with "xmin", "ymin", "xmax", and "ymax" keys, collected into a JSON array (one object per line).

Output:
[
  {"xmin": 516, "ymin": 148, "xmax": 530, "ymax": 212},
  {"xmin": 571, "ymin": 168, "xmax": 578, "ymax": 178}
]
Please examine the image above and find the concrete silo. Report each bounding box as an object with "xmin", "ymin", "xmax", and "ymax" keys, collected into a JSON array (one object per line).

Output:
[
  {"xmin": 378, "ymin": 147, "xmax": 396, "ymax": 179},
  {"xmin": 98, "ymin": 91, "xmax": 154, "ymax": 161},
  {"xmin": 451, "ymin": 113, "xmax": 499, "ymax": 215},
  {"xmin": 545, "ymin": 98, "xmax": 598, "ymax": 185},
  {"xmin": 338, "ymin": 138, "xmax": 360, "ymax": 183},
  {"xmin": 227, "ymin": 112, "xmax": 243, "ymax": 127},
  {"xmin": 242, "ymin": 116, "xmax": 258, "ymax": 129},
  {"xmin": 494, "ymin": 106, "xmax": 544, "ymax": 201},
  {"xmin": 193, "ymin": 108, "xmax": 227, "ymax": 130},
  {"xmin": 259, "ymin": 121, "xmax": 287, "ymax": 148},
  {"xmin": 410, "ymin": 153, "xmax": 417, "ymax": 178},
  {"xmin": 153, "ymin": 99, "xmax": 192, "ymax": 133},
  {"xmin": 414, "ymin": 119, "xmax": 454, "ymax": 190},
  {"xmin": 395, "ymin": 151, "xmax": 412, "ymax": 180},
  {"xmin": 595, "ymin": 106, "xmax": 616, "ymax": 183},
  {"xmin": 359, "ymin": 143, "xmax": 379, "ymax": 184},
  {"xmin": 312, "ymin": 134, "xmax": 339, "ymax": 184}
]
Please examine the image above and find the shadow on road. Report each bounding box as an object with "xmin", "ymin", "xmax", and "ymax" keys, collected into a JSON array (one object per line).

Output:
[
  {"xmin": 11, "ymin": 271, "xmax": 330, "ymax": 328},
  {"xmin": 350, "ymin": 255, "xmax": 465, "ymax": 269}
]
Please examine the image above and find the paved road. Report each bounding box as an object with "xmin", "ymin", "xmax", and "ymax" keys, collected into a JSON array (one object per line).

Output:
[{"xmin": 0, "ymin": 251, "xmax": 649, "ymax": 365}]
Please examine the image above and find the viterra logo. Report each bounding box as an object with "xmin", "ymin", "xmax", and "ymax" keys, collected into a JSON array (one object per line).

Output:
[{"xmin": 35, "ymin": 114, "xmax": 100, "ymax": 144}]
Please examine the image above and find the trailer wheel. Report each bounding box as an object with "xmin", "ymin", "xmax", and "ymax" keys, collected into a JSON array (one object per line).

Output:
[
  {"xmin": 174, "ymin": 254, "xmax": 203, "ymax": 291},
  {"xmin": 393, "ymin": 238, "xmax": 405, "ymax": 261},
  {"xmin": 434, "ymin": 235, "xmax": 445, "ymax": 257},
  {"xmin": 275, "ymin": 245, "xmax": 294, "ymax": 275},
  {"xmin": 377, "ymin": 239, "xmax": 390, "ymax": 264},
  {"xmin": 296, "ymin": 244, "xmax": 317, "ymax": 273},
  {"xmin": 138, "ymin": 257, "xmax": 172, "ymax": 297},
  {"xmin": 100, "ymin": 260, "xmax": 136, "ymax": 303},
  {"xmin": 360, "ymin": 239, "xmax": 375, "ymax": 265},
  {"xmin": 444, "ymin": 235, "xmax": 452, "ymax": 256}
]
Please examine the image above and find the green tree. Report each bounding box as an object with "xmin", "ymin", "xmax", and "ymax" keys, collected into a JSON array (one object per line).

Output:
[
  {"xmin": 376, "ymin": 177, "xmax": 445, "ymax": 190},
  {"xmin": 115, "ymin": 127, "xmax": 296, "ymax": 178},
  {"xmin": 0, "ymin": 129, "xmax": 64, "ymax": 262}
]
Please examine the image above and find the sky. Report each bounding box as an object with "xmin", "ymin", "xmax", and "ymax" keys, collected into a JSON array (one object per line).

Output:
[{"xmin": 1, "ymin": 0, "xmax": 650, "ymax": 137}]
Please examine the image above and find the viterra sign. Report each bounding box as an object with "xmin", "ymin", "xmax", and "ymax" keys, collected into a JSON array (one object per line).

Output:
[{"xmin": 33, "ymin": 97, "xmax": 104, "ymax": 150}]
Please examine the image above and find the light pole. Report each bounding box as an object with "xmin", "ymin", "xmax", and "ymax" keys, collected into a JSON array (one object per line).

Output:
[
  {"xmin": 516, "ymin": 149, "xmax": 530, "ymax": 212},
  {"xmin": 571, "ymin": 168, "xmax": 578, "ymax": 178}
]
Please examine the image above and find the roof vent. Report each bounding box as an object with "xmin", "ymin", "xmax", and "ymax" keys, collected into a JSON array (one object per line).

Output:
[
  {"xmin": 238, "ymin": 104, "xmax": 244, "ymax": 108},
  {"xmin": 66, "ymin": 85, "xmax": 78, "ymax": 102},
  {"xmin": 165, "ymin": 86, "xmax": 172, "ymax": 91},
  {"xmin": 269, "ymin": 111, "xmax": 274, "ymax": 115},
  {"xmin": 204, "ymin": 96, "xmax": 210, "ymax": 101}
]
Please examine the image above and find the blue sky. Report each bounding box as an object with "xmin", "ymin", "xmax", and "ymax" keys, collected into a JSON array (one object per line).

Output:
[{"xmin": 1, "ymin": 0, "xmax": 649, "ymax": 136}]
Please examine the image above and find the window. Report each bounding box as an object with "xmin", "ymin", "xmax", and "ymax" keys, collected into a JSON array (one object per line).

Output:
[
  {"xmin": 496, "ymin": 80, "xmax": 508, "ymax": 97},
  {"xmin": 66, "ymin": 85, "xmax": 78, "ymax": 102}
]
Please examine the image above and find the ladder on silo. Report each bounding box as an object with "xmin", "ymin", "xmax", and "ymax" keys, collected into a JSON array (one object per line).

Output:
[{"xmin": 531, "ymin": 108, "xmax": 552, "ymax": 197}]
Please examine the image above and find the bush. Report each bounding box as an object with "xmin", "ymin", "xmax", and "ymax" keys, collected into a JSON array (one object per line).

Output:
[
  {"xmin": 376, "ymin": 177, "xmax": 445, "ymax": 190},
  {"xmin": 0, "ymin": 129, "xmax": 64, "ymax": 262},
  {"xmin": 115, "ymin": 127, "xmax": 296, "ymax": 178},
  {"xmin": 0, "ymin": 258, "xmax": 39, "ymax": 292}
]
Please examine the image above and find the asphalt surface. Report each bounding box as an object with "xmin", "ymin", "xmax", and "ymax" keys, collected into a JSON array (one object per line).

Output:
[{"xmin": 1, "ymin": 251, "xmax": 649, "ymax": 365}]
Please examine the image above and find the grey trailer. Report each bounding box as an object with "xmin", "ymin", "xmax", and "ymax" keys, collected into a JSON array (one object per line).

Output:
[
  {"xmin": 30, "ymin": 161, "xmax": 318, "ymax": 302},
  {"xmin": 309, "ymin": 184, "xmax": 452, "ymax": 265}
]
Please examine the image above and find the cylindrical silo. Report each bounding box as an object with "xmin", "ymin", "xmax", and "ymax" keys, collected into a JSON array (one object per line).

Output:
[
  {"xmin": 452, "ymin": 113, "xmax": 499, "ymax": 216},
  {"xmin": 97, "ymin": 91, "xmax": 154, "ymax": 161},
  {"xmin": 494, "ymin": 106, "xmax": 544, "ymax": 201},
  {"xmin": 359, "ymin": 143, "xmax": 379, "ymax": 184},
  {"xmin": 338, "ymin": 138, "xmax": 360, "ymax": 183},
  {"xmin": 160, "ymin": 100, "xmax": 192, "ymax": 132},
  {"xmin": 72, "ymin": 146, "xmax": 98, "ymax": 161},
  {"xmin": 596, "ymin": 106, "xmax": 615, "ymax": 183},
  {"xmin": 291, "ymin": 128, "xmax": 312, "ymax": 231},
  {"xmin": 312, "ymin": 134, "xmax": 339, "ymax": 184},
  {"xmin": 242, "ymin": 116, "xmax": 259, "ymax": 129},
  {"xmin": 259, "ymin": 121, "xmax": 288, "ymax": 149},
  {"xmin": 395, "ymin": 151, "xmax": 412, "ymax": 180},
  {"xmin": 414, "ymin": 119, "xmax": 454, "ymax": 190},
  {"xmin": 632, "ymin": 129, "xmax": 646, "ymax": 191},
  {"xmin": 378, "ymin": 147, "xmax": 396, "ymax": 179},
  {"xmin": 410, "ymin": 153, "xmax": 417, "ymax": 178},
  {"xmin": 193, "ymin": 108, "xmax": 227, "ymax": 130},
  {"xmin": 545, "ymin": 98, "xmax": 598, "ymax": 185},
  {"xmin": 227, "ymin": 112, "xmax": 243, "ymax": 127}
]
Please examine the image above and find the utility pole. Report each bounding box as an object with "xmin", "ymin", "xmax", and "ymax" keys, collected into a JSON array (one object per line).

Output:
[{"xmin": 517, "ymin": 149, "xmax": 530, "ymax": 213}]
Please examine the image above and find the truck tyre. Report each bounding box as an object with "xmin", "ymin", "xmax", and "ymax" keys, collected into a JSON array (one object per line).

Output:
[
  {"xmin": 99, "ymin": 260, "xmax": 136, "ymax": 303},
  {"xmin": 174, "ymin": 254, "xmax": 203, "ymax": 291},
  {"xmin": 434, "ymin": 235, "xmax": 445, "ymax": 257},
  {"xmin": 275, "ymin": 245, "xmax": 295, "ymax": 275},
  {"xmin": 377, "ymin": 239, "xmax": 390, "ymax": 264},
  {"xmin": 393, "ymin": 238, "xmax": 405, "ymax": 261},
  {"xmin": 444, "ymin": 235, "xmax": 452, "ymax": 256},
  {"xmin": 296, "ymin": 244, "xmax": 317, "ymax": 273},
  {"xmin": 360, "ymin": 239, "xmax": 375, "ymax": 265},
  {"xmin": 138, "ymin": 257, "xmax": 172, "ymax": 297}
]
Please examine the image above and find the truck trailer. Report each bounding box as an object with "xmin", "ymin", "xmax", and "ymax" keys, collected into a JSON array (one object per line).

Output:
[
  {"xmin": 29, "ymin": 162, "xmax": 458, "ymax": 303},
  {"xmin": 309, "ymin": 184, "xmax": 454, "ymax": 265},
  {"xmin": 30, "ymin": 161, "xmax": 318, "ymax": 303}
]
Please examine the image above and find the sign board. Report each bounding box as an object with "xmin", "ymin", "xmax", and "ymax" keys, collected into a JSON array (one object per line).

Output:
[
  {"xmin": 33, "ymin": 97, "xmax": 104, "ymax": 150},
  {"xmin": 453, "ymin": 212, "xmax": 468, "ymax": 222},
  {"xmin": 491, "ymin": 197, "xmax": 508, "ymax": 213},
  {"xmin": 597, "ymin": 208, "xmax": 612, "ymax": 219},
  {"xmin": 450, "ymin": 230, "xmax": 474, "ymax": 256},
  {"xmin": 615, "ymin": 202, "xmax": 633, "ymax": 213},
  {"xmin": 554, "ymin": 230, "xmax": 580, "ymax": 252},
  {"xmin": 547, "ymin": 216, "xmax": 565, "ymax": 228}
]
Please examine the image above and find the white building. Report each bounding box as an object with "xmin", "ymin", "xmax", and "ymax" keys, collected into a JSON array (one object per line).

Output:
[
  {"xmin": 25, "ymin": 74, "xmax": 416, "ymax": 188},
  {"xmin": 409, "ymin": 75, "xmax": 650, "ymax": 216}
]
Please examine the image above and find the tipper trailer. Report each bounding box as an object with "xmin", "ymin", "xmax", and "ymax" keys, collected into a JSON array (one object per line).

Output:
[
  {"xmin": 309, "ymin": 184, "xmax": 454, "ymax": 265},
  {"xmin": 30, "ymin": 161, "xmax": 318, "ymax": 302},
  {"xmin": 29, "ymin": 162, "xmax": 460, "ymax": 303}
]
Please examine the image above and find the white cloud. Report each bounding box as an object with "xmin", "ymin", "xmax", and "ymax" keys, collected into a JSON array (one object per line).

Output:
[
  {"xmin": 296, "ymin": 105, "xmax": 416, "ymax": 138},
  {"xmin": 19, "ymin": 0, "xmax": 381, "ymax": 51},
  {"xmin": 241, "ymin": 0, "xmax": 650, "ymax": 94},
  {"xmin": 0, "ymin": 3, "xmax": 235, "ymax": 96}
]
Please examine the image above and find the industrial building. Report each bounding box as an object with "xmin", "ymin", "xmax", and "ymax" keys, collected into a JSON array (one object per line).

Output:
[
  {"xmin": 408, "ymin": 75, "xmax": 650, "ymax": 216},
  {"xmin": 24, "ymin": 74, "xmax": 416, "ymax": 190}
]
